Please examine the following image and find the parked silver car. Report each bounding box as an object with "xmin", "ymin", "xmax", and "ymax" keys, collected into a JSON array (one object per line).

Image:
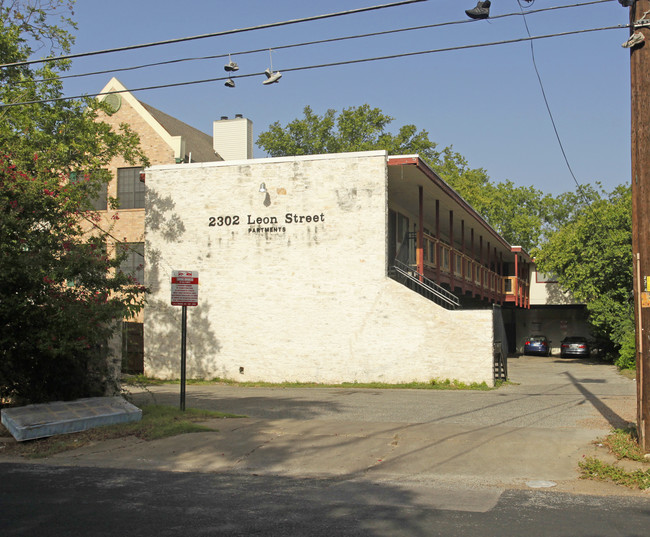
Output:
[{"xmin": 560, "ymin": 336, "xmax": 589, "ymax": 358}]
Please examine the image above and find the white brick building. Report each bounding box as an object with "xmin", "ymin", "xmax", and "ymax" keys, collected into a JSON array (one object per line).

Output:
[{"xmin": 143, "ymin": 150, "xmax": 533, "ymax": 385}]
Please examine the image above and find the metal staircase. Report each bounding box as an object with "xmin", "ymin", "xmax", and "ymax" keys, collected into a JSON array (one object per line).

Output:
[
  {"xmin": 389, "ymin": 233, "xmax": 460, "ymax": 310},
  {"xmin": 389, "ymin": 259, "xmax": 460, "ymax": 310}
]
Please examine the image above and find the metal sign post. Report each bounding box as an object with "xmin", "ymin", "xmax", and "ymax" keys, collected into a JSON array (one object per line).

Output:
[
  {"xmin": 171, "ymin": 270, "xmax": 199, "ymax": 411},
  {"xmin": 180, "ymin": 305, "xmax": 187, "ymax": 411}
]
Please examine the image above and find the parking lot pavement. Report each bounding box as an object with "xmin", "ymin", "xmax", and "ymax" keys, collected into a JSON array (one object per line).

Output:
[
  {"xmin": 1, "ymin": 355, "xmax": 639, "ymax": 496},
  {"xmin": 129, "ymin": 355, "xmax": 636, "ymax": 431}
]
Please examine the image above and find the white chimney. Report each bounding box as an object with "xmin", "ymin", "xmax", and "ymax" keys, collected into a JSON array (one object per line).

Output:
[{"xmin": 213, "ymin": 114, "xmax": 253, "ymax": 160}]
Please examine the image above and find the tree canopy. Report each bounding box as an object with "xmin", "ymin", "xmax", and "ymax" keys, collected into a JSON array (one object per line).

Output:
[
  {"xmin": 0, "ymin": 0, "xmax": 148, "ymax": 404},
  {"xmin": 257, "ymin": 104, "xmax": 442, "ymax": 163},
  {"xmin": 535, "ymin": 184, "xmax": 633, "ymax": 366}
]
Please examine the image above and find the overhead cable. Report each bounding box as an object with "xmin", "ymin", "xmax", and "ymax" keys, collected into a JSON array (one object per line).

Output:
[
  {"xmin": 33, "ymin": 0, "xmax": 616, "ymax": 84},
  {"xmin": 0, "ymin": 24, "xmax": 627, "ymax": 109},
  {"xmin": 518, "ymin": 0, "xmax": 586, "ymax": 198},
  {"xmin": 0, "ymin": 0, "xmax": 427, "ymax": 69}
]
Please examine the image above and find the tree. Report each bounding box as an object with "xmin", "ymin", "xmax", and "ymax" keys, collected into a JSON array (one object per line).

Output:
[
  {"xmin": 0, "ymin": 1, "xmax": 148, "ymax": 404},
  {"xmin": 258, "ymin": 104, "xmax": 441, "ymax": 165},
  {"xmin": 535, "ymin": 184, "xmax": 633, "ymax": 366}
]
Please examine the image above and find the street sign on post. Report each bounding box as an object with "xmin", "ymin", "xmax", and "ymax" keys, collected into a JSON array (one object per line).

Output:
[
  {"xmin": 171, "ymin": 270, "xmax": 198, "ymax": 411},
  {"xmin": 171, "ymin": 270, "xmax": 199, "ymax": 306}
]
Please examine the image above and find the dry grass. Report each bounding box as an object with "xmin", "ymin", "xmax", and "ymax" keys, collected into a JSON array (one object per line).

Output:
[{"xmin": 0, "ymin": 405, "xmax": 243, "ymax": 459}]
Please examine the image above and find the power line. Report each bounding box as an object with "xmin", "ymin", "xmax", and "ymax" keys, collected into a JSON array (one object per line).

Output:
[
  {"xmin": 0, "ymin": 24, "xmax": 628, "ymax": 109},
  {"xmin": 31, "ymin": 0, "xmax": 615, "ymax": 85},
  {"xmin": 517, "ymin": 0, "xmax": 589, "ymax": 203},
  {"xmin": 0, "ymin": 0, "xmax": 427, "ymax": 69}
]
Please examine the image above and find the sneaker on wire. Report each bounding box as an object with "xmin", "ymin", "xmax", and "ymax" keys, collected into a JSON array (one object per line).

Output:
[
  {"xmin": 224, "ymin": 61, "xmax": 239, "ymax": 72},
  {"xmin": 225, "ymin": 78, "xmax": 235, "ymax": 88},
  {"xmin": 466, "ymin": 0, "xmax": 490, "ymax": 20},
  {"xmin": 263, "ymin": 69, "xmax": 282, "ymax": 85},
  {"xmin": 622, "ymin": 31, "xmax": 645, "ymax": 48}
]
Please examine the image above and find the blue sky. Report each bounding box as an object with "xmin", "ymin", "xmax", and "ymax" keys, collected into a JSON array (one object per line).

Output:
[{"xmin": 62, "ymin": 0, "xmax": 631, "ymax": 195}]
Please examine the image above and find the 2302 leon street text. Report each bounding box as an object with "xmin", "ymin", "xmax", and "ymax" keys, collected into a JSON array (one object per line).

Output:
[{"xmin": 208, "ymin": 213, "xmax": 326, "ymax": 227}]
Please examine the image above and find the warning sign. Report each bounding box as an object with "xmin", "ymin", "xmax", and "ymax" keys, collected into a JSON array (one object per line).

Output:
[
  {"xmin": 171, "ymin": 270, "xmax": 198, "ymax": 306},
  {"xmin": 642, "ymin": 291, "xmax": 650, "ymax": 309}
]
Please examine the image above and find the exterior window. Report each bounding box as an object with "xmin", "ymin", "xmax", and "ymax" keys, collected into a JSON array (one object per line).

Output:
[
  {"xmin": 119, "ymin": 242, "xmax": 144, "ymax": 284},
  {"xmin": 122, "ymin": 322, "xmax": 144, "ymax": 374},
  {"xmin": 117, "ymin": 167, "xmax": 145, "ymax": 209},
  {"xmin": 442, "ymin": 247, "xmax": 450, "ymax": 271},
  {"xmin": 455, "ymin": 254, "xmax": 462, "ymax": 276},
  {"xmin": 70, "ymin": 170, "xmax": 107, "ymax": 210}
]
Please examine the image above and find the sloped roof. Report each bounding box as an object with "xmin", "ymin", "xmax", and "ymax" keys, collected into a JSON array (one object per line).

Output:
[{"xmin": 139, "ymin": 101, "xmax": 221, "ymax": 163}]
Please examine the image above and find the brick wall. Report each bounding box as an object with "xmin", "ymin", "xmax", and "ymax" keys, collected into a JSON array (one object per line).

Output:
[
  {"xmin": 91, "ymin": 98, "xmax": 179, "ymax": 323},
  {"xmin": 144, "ymin": 152, "xmax": 495, "ymax": 385}
]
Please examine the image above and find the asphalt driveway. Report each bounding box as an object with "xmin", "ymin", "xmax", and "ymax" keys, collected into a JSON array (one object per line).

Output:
[{"xmin": 130, "ymin": 354, "xmax": 636, "ymax": 431}]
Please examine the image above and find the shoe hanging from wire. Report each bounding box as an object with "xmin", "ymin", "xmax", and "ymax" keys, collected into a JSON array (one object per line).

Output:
[
  {"xmin": 623, "ymin": 31, "xmax": 645, "ymax": 48},
  {"xmin": 263, "ymin": 49, "xmax": 282, "ymax": 85},
  {"xmin": 224, "ymin": 54, "xmax": 239, "ymax": 72},
  {"xmin": 466, "ymin": 0, "xmax": 491, "ymax": 19}
]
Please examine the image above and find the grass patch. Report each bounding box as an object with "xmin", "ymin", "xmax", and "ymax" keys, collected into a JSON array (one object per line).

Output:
[
  {"xmin": 603, "ymin": 426, "xmax": 646, "ymax": 462},
  {"xmin": 579, "ymin": 457, "xmax": 650, "ymax": 490},
  {"xmin": 0, "ymin": 405, "xmax": 244, "ymax": 459},
  {"xmin": 125, "ymin": 376, "xmax": 503, "ymax": 390},
  {"xmin": 579, "ymin": 427, "xmax": 650, "ymax": 490}
]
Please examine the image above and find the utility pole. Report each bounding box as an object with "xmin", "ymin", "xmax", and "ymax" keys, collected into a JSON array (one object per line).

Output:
[{"xmin": 630, "ymin": 0, "xmax": 650, "ymax": 452}]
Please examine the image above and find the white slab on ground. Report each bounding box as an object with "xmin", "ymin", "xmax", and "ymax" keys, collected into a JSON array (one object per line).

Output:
[{"xmin": 1, "ymin": 396, "xmax": 142, "ymax": 442}]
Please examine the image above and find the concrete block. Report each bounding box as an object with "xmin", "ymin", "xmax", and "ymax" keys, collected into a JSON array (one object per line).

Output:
[{"xmin": 1, "ymin": 396, "xmax": 142, "ymax": 442}]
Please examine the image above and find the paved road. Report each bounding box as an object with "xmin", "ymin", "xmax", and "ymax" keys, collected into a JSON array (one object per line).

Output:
[
  {"xmin": 0, "ymin": 355, "xmax": 644, "ymax": 536},
  {"xmin": 2, "ymin": 463, "xmax": 649, "ymax": 537}
]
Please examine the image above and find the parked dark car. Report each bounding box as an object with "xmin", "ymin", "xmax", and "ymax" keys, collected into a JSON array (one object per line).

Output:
[
  {"xmin": 560, "ymin": 336, "xmax": 590, "ymax": 358},
  {"xmin": 523, "ymin": 335, "xmax": 550, "ymax": 356}
]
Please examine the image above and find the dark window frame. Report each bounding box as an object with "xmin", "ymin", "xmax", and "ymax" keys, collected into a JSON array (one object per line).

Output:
[
  {"xmin": 117, "ymin": 167, "xmax": 145, "ymax": 209},
  {"xmin": 118, "ymin": 242, "xmax": 145, "ymax": 285},
  {"xmin": 70, "ymin": 170, "xmax": 108, "ymax": 211}
]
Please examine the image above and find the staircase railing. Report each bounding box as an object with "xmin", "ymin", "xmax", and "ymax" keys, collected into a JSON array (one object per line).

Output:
[{"xmin": 390, "ymin": 259, "xmax": 460, "ymax": 310}]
